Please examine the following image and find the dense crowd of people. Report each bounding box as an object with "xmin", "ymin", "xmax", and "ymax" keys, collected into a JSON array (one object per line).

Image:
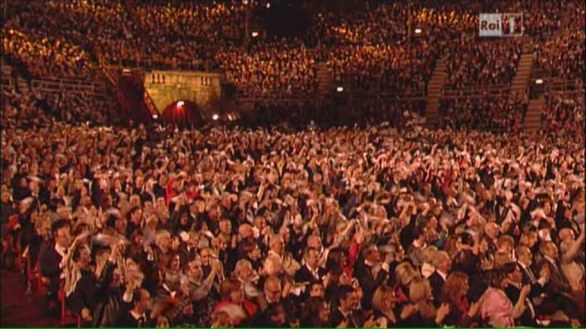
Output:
[
  {"xmin": 534, "ymin": 30, "xmax": 585, "ymax": 80},
  {"xmin": 1, "ymin": 1, "xmax": 585, "ymax": 328},
  {"xmin": 2, "ymin": 0, "xmax": 582, "ymax": 101},
  {"xmin": 217, "ymin": 42, "xmax": 317, "ymax": 98},
  {"xmin": 542, "ymin": 90, "xmax": 585, "ymax": 137},
  {"xmin": 439, "ymin": 92, "xmax": 528, "ymax": 132},
  {"xmin": 444, "ymin": 38, "xmax": 522, "ymax": 89},
  {"xmin": 1, "ymin": 97, "xmax": 584, "ymax": 327}
]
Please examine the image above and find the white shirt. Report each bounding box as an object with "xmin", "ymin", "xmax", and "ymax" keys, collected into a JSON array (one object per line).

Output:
[
  {"xmin": 56, "ymin": 243, "xmax": 69, "ymax": 278},
  {"xmin": 55, "ymin": 243, "xmax": 68, "ymax": 259},
  {"xmin": 130, "ymin": 309, "xmax": 146, "ymax": 322}
]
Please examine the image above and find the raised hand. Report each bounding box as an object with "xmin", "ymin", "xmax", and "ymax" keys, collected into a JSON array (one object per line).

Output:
[
  {"xmin": 468, "ymin": 300, "xmax": 482, "ymax": 318},
  {"xmin": 436, "ymin": 303, "xmax": 451, "ymax": 324}
]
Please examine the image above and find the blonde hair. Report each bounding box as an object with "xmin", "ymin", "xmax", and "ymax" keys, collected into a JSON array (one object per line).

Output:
[
  {"xmin": 409, "ymin": 277, "xmax": 436, "ymax": 320},
  {"xmin": 497, "ymin": 235, "xmax": 515, "ymax": 252},
  {"xmin": 395, "ymin": 262, "xmax": 421, "ymax": 286},
  {"xmin": 371, "ymin": 285, "xmax": 394, "ymax": 313},
  {"xmin": 234, "ymin": 259, "xmax": 253, "ymax": 277},
  {"xmin": 421, "ymin": 246, "xmax": 439, "ymax": 264},
  {"xmin": 431, "ymin": 251, "xmax": 449, "ymax": 268},
  {"xmin": 493, "ymin": 251, "xmax": 513, "ymax": 269}
]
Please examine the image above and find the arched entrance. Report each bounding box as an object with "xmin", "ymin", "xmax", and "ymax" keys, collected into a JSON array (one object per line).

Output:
[{"xmin": 160, "ymin": 100, "xmax": 205, "ymax": 127}]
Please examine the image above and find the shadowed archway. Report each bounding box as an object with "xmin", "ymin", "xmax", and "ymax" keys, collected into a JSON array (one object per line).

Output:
[{"xmin": 160, "ymin": 100, "xmax": 205, "ymax": 127}]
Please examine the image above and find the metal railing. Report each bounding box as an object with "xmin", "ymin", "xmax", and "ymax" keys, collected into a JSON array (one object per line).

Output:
[
  {"xmin": 441, "ymin": 84, "xmax": 511, "ymax": 98},
  {"xmin": 143, "ymin": 88, "xmax": 159, "ymax": 117},
  {"xmin": 30, "ymin": 78, "xmax": 105, "ymax": 96}
]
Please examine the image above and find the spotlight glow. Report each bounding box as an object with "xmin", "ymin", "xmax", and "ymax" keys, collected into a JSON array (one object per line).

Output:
[
  {"xmin": 336, "ymin": 86, "xmax": 344, "ymax": 92},
  {"xmin": 212, "ymin": 114, "xmax": 220, "ymax": 121},
  {"xmin": 415, "ymin": 28, "xmax": 422, "ymax": 34},
  {"xmin": 535, "ymin": 79, "xmax": 543, "ymax": 84}
]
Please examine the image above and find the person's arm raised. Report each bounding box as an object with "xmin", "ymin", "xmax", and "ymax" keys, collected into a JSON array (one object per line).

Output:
[{"xmin": 562, "ymin": 224, "xmax": 585, "ymax": 263}]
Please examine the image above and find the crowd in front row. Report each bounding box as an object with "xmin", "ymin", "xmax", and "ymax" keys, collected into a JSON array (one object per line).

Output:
[{"xmin": 1, "ymin": 93, "xmax": 584, "ymax": 327}]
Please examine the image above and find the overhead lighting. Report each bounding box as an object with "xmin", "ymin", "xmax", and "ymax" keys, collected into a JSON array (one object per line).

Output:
[
  {"xmin": 535, "ymin": 79, "xmax": 543, "ymax": 84},
  {"xmin": 266, "ymin": 2, "xmax": 270, "ymax": 8},
  {"xmin": 251, "ymin": 31, "xmax": 259, "ymax": 38},
  {"xmin": 152, "ymin": 114, "xmax": 158, "ymax": 119},
  {"xmin": 177, "ymin": 101, "xmax": 185, "ymax": 107},
  {"xmin": 242, "ymin": 0, "xmax": 248, "ymax": 4},
  {"xmin": 415, "ymin": 28, "xmax": 422, "ymax": 34},
  {"xmin": 212, "ymin": 114, "xmax": 220, "ymax": 121},
  {"xmin": 122, "ymin": 69, "xmax": 131, "ymax": 73},
  {"xmin": 336, "ymin": 86, "xmax": 344, "ymax": 92}
]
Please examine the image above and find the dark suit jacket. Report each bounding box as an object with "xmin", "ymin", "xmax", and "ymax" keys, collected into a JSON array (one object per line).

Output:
[
  {"xmin": 354, "ymin": 261, "xmax": 388, "ymax": 310},
  {"xmin": 537, "ymin": 258, "xmax": 571, "ymax": 294},
  {"xmin": 294, "ymin": 264, "xmax": 326, "ymax": 284},
  {"xmin": 179, "ymin": 246, "xmax": 198, "ymax": 266},
  {"xmin": 116, "ymin": 310, "xmax": 153, "ymax": 328},
  {"xmin": 38, "ymin": 242, "xmax": 63, "ymax": 294},
  {"xmin": 505, "ymin": 284, "xmax": 537, "ymax": 327},
  {"xmin": 329, "ymin": 308, "xmax": 365, "ymax": 328},
  {"xmin": 67, "ymin": 269, "xmax": 98, "ymax": 314},
  {"xmin": 517, "ymin": 262, "xmax": 546, "ymax": 298},
  {"xmin": 428, "ymin": 271, "xmax": 445, "ymax": 307}
]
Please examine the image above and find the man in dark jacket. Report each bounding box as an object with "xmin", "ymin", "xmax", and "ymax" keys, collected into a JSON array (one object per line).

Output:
[
  {"xmin": 38, "ymin": 220, "xmax": 72, "ymax": 315},
  {"xmin": 117, "ymin": 288, "xmax": 153, "ymax": 327}
]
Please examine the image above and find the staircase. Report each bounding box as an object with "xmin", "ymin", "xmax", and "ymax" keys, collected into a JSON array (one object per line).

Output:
[
  {"xmin": 116, "ymin": 70, "xmax": 157, "ymax": 123},
  {"xmin": 316, "ymin": 63, "xmax": 332, "ymax": 96},
  {"xmin": 425, "ymin": 57, "xmax": 447, "ymax": 128},
  {"xmin": 510, "ymin": 52, "xmax": 533, "ymax": 95},
  {"xmin": 523, "ymin": 96, "xmax": 545, "ymax": 133}
]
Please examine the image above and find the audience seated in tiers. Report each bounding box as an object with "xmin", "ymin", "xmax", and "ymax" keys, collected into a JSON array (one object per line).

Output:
[
  {"xmin": 444, "ymin": 38, "xmax": 521, "ymax": 89},
  {"xmin": 1, "ymin": 84, "xmax": 585, "ymax": 327},
  {"xmin": 439, "ymin": 92, "xmax": 527, "ymax": 132},
  {"xmin": 542, "ymin": 90, "xmax": 585, "ymax": 138},
  {"xmin": 535, "ymin": 30, "xmax": 585, "ymax": 80},
  {"xmin": 3, "ymin": 0, "xmax": 582, "ymax": 100},
  {"xmin": 1, "ymin": 2, "xmax": 585, "ymax": 326}
]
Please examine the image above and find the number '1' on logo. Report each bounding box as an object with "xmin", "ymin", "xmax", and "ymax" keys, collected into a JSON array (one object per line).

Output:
[{"xmin": 479, "ymin": 13, "xmax": 523, "ymax": 37}]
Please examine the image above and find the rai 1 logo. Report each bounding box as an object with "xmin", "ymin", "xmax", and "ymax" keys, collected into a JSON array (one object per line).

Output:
[{"xmin": 479, "ymin": 13, "xmax": 523, "ymax": 37}]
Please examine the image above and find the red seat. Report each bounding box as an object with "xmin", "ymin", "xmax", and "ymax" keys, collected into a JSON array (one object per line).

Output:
[
  {"xmin": 58, "ymin": 283, "xmax": 78, "ymax": 326},
  {"xmin": 25, "ymin": 254, "xmax": 47, "ymax": 295}
]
